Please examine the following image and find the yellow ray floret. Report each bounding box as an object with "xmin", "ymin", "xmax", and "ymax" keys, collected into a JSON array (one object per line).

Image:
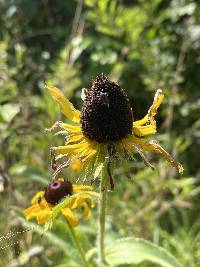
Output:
[
  {"xmin": 53, "ymin": 138, "xmax": 99, "ymax": 162},
  {"xmin": 132, "ymin": 124, "xmax": 157, "ymax": 137},
  {"xmin": 47, "ymin": 86, "xmax": 80, "ymax": 123},
  {"xmin": 133, "ymin": 89, "xmax": 164, "ymax": 136},
  {"xmin": 120, "ymin": 135, "xmax": 183, "ymax": 174},
  {"xmin": 66, "ymin": 133, "xmax": 84, "ymax": 144}
]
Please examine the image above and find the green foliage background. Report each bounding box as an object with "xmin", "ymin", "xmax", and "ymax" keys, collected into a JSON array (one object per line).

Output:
[{"xmin": 0, "ymin": 0, "xmax": 200, "ymax": 266}]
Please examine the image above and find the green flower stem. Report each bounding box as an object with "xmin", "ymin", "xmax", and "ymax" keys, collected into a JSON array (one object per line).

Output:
[
  {"xmin": 97, "ymin": 159, "xmax": 109, "ymax": 266},
  {"xmin": 67, "ymin": 221, "xmax": 90, "ymax": 267}
]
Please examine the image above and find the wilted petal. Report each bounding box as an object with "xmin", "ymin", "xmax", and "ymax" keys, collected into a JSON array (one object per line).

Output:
[
  {"xmin": 122, "ymin": 136, "xmax": 183, "ymax": 174},
  {"xmin": 81, "ymin": 202, "xmax": 91, "ymax": 219},
  {"xmin": 133, "ymin": 89, "xmax": 164, "ymax": 136},
  {"xmin": 141, "ymin": 140, "xmax": 184, "ymax": 174}
]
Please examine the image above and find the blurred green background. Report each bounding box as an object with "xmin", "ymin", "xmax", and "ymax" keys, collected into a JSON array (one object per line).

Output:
[{"xmin": 0, "ymin": 0, "xmax": 200, "ymax": 266}]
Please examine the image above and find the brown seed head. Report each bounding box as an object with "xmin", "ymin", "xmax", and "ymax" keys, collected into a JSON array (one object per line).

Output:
[
  {"xmin": 80, "ymin": 74, "xmax": 133, "ymax": 143},
  {"xmin": 44, "ymin": 180, "xmax": 72, "ymax": 205}
]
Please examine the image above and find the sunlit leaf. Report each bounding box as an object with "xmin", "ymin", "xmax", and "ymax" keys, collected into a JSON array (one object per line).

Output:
[{"xmin": 105, "ymin": 237, "xmax": 183, "ymax": 267}]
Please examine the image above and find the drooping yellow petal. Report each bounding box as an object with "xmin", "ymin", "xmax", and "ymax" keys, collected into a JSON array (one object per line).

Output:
[
  {"xmin": 72, "ymin": 184, "xmax": 93, "ymax": 193},
  {"xmin": 70, "ymin": 194, "xmax": 93, "ymax": 209},
  {"xmin": 133, "ymin": 89, "xmax": 164, "ymax": 135},
  {"xmin": 37, "ymin": 209, "xmax": 52, "ymax": 224},
  {"xmin": 47, "ymin": 85, "xmax": 80, "ymax": 123},
  {"xmin": 140, "ymin": 140, "xmax": 184, "ymax": 174},
  {"xmin": 24, "ymin": 199, "xmax": 52, "ymax": 224},
  {"xmin": 119, "ymin": 136, "xmax": 144, "ymax": 150},
  {"xmin": 81, "ymin": 202, "xmax": 91, "ymax": 219},
  {"xmin": 123, "ymin": 135, "xmax": 183, "ymax": 174},
  {"xmin": 61, "ymin": 208, "xmax": 79, "ymax": 227}
]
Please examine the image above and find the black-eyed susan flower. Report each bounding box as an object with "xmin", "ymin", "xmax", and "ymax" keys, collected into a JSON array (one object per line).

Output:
[
  {"xmin": 23, "ymin": 179, "xmax": 95, "ymax": 226},
  {"xmin": 47, "ymin": 74, "xmax": 183, "ymax": 183}
]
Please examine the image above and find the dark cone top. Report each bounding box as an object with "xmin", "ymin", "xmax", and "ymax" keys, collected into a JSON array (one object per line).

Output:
[
  {"xmin": 44, "ymin": 180, "xmax": 73, "ymax": 205},
  {"xmin": 80, "ymin": 74, "xmax": 133, "ymax": 143}
]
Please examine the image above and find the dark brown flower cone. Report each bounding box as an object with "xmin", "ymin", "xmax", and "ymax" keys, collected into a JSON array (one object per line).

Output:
[
  {"xmin": 44, "ymin": 180, "xmax": 72, "ymax": 205},
  {"xmin": 80, "ymin": 74, "xmax": 133, "ymax": 143}
]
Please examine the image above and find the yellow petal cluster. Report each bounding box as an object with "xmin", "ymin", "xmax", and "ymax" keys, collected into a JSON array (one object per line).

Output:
[
  {"xmin": 24, "ymin": 183, "xmax": 94, "ymax": 226},
  {"xmin": 47, "ymin": 85, "xmax": 183, "ymax": 174}
]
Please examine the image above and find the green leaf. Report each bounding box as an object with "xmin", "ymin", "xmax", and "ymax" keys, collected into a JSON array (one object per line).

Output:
[{"xmin": 105, "ymin": 237, "xmax": 183, "ymax": 267}]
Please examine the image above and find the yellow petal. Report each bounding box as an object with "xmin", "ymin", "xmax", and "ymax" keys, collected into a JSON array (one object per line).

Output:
[
  {"xmin": 66, "ymin": 134, "xmax": 84, "ymax": 144},
  {"xmin": 82, "ymin": 149, "xmax": 98, "ymax": 162},
  {"xmin": 124, "ymin": 136, "xmax": 183, "ymax": 174},
  {"xmin": 48, "ymin": 121, "xmax": 81, "ymax": 134},
  {"xmin": 31, "ymin": 191, "xmax": 44, "ymax": 204},
  {"xmin": 72, "ymin": 184, "xmax": 93, "ymax": 193},
  {"xmin": 81, "ymin": 202, "xmax": 91, "ymax": 219},
  {"xmin": 61, "ymin": 123, "xmax": 81, "ymax": 133},
  {"xmin": 37, "ymin": 210, "xmax": 52, "ymax": 224},
  {"xmin": 52, "ymin": 137, "xmax": 99, "ymax": 167},
  {"xmin": 54, "ymin": 139, "xmax": 90, "ymax": 155},
  {"xmin": 70, "ymin": 194, "xmax": 93, "ymax": 209},
  {"xmin": 54, "ymin": 139, "xmax": 98, "ymax": 161},
  {"xmin": 133, "ymin": 115, "xmax": 149, "ymax": 127},
  {"xmin": 23, "ymin": 204, "xmax": 41, "ymax": 220},
  {"xmin": 57, "ymin": 178, "xmax": 65, "ymax": 182},
  {"xmin": 70, "ymin": 159, "xmax": 83, "ymax": 172},
  {"xmin": 53, "ymin": 144, "xmax": 81, "ymax": 155},
  {"xmin": 149, "ymin": 89, "xmax": 164, "ymax": 117},
  {"xmin": 61, "ymin": 208, "xmax": 79, "ymax": 227},
  {"xmin": 133, "ymin": 124, "xmax": 156, "ymax": 137},
  {"xmin": 133, "ymin": 90, "xmax": 164, "ymax": 132},
  {"xmin": 47, "ymin": 85, "xmax": 80, "ymax": 123},
  {"xmin": 79, "ymin": 146, "xmax": 92, "ymax": 157},
  {"xmin": 141, "ymin": 141, "xmax": 184, "ymax": 174}
]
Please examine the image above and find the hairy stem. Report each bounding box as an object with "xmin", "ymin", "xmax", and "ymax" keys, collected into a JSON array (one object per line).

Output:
[
  {"xmin": 97, "ymin": 160, "xmax": 109, "ymax": 266},
  {"xmin": 67, "ymin": 221, "xmax": 89, "ymax": 267}
]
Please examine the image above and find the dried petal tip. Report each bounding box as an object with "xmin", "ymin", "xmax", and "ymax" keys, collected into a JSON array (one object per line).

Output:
[
  {"xmin": 80, "ymin": 74, "xmax": 133, "ymax": 143},
  {"xmin": 44, "ymin": 180, "xmax": 72, "ymax": 205}
]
